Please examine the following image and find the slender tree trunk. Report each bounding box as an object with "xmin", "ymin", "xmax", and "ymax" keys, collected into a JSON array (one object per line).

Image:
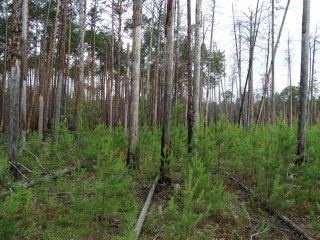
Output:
[
  {"xmin": 160, "ymin": 0, "xmax": 175, "ymax": 184},
  {"xmin": 108, "ymin": 0, "xmax": 115, "ymax": 129},
  {"xmin": 76, "ymin": 0, "xmax": 86, "ymax": 130},
  {"xmin": 205, "ymin": 1, "xmax": 215, "ymax": 128},
  {"xmin": 1, "ymin": 0, "xmax": 9, "ymax": 130},
  {"xmin": 53, "ymin": 0, "xmax": 68, "ymax": 143},
  {"xmin": 21, "ymin": 0, "xmax": 28, "ymax": 149},
  {"xmin": 238, "ymin": 1, "xmax": 261, "ymax": 128},
  {"xmin": 187, "ymin": 0, "xmax": 193, "ymax": 153},
  {"xmin": 37, "ymin": 0, "xmax": 51, "ymax": 138},
  {"xmin": 309, "ymin": 29, "xmax": 317, "ymax": 126},
  {"xmin": 153, "ymin": 3, "xmax": 163, "ymax": 126},
  {"xmin": 287, "ymin": 35, "xmax": 293, "ymax": 128},
  {"xmin": 90, "ymin": 0, "xmax": 97, "ymax": 111},
  {"xmin": 127, "ymin": 0, "xmax": 142, "ymax": 168},
  {"xmin": 9, "ymin": 0, "xmax": 22, "ymax": 179},
  {"xmin": 42, "ymin": 0, "xmax": 60, "ymax": 134},
  {"xmin": 64, "ymin": 19, "xmax": 71, "ymax": 123},
  {"xmin": 193, "ymin": 0, "xmax": 202, "ymax": 132},
  {"xmin": 271, "ymin": 0, "xmax": 275, "ymax": 126},
  {"xmin": 296, "ymin": 0, "xmax": 310, "ymax": 165},
  {"xmin": 114, "ymin": 0, "xmax": 122, "ymax": 126},
  {"xmin": 257, "ymin": 0, "xmax": 291, "ymax": 124},
  {"xmin": 124, "ymin": 44, "xmax": 130, "ymax": 130}
]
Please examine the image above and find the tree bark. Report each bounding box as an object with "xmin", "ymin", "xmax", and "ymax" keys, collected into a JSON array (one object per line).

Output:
[
  {"xmin": 114, "ymin": 0, "xmax": 123, "ymax": 126},
  {"xmin": 271, "ymin": 0, "xmax": 275, "ymax": 126},
  {"xmin": 21, "ymin": 0, "xmax": 28, "ymax": 149},
  {"xmin": 53, "ymin": 0, "xmax": 68, "ymax": 143},
  {"xmin": 296, "ymin": 0, "xmax": 310, "ymax": 165},
  {"xmin": 160, "ymin": 0, "xmax": 175, "ymax": 184},
  {"xmin": 77, "ymin": 0, "xmax": 86, "ymax": 130},
  {"xmin": 187, "ymin": 0, "xmax": 193, "ymax": 153},
  {"xmin": 42, "ymin": 0, "xmax": 60, "ymax": 134},
  {"xmin": 127, "ymin": 0, "xmax": 142, "ymax": 169},
  {"xmin": 1, "ymin": 0, "xmax": 9, "ymax": 130},
  {"xmin": 9, "ymin": 0, "xmax": 22, "ymax": 179},
  {"xmin": 124, "ymin": 43, "xmax": 130, "ymax": 130},
  {"xmin": 193, "ymin": 0, "xmax": 202, "ymax": 131}
]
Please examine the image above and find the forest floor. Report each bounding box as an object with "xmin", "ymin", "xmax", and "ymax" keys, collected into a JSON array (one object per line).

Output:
[
  {"xmin": 1, "ymin": 123, "xmax": 320, "ymax": 239},
  {"xmin": 140, "ymin": 172, "xmax": 309, "ymax": 240}
]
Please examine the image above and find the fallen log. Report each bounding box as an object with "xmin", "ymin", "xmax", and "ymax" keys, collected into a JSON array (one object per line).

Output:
[
  {"xmin": 133, "ymin": 175, "xmax": 159, "ymax": 240},
  {"xmin": 227, "ymin": 174, "xmax": 316, "ymax": 240},
  {"xmin": 1, "ymin": 165, "xmax": 79, "ymax": 199}
]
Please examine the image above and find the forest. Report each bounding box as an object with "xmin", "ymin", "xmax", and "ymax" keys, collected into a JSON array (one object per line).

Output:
[{"xmin": 0, "ymin": 0, "xmax": 320, "ymax": 239}]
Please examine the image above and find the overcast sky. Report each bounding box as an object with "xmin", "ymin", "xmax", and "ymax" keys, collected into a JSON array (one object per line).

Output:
[
  {"xmin": 197, "ymin": 0, "xmax": 320, "ymax": 93},
  {"xmin": 99, "ymin": 0, "xmax": 320, "ymax": 94}
]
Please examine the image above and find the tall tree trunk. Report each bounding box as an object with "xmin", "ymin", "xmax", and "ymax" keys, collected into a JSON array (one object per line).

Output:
[
  {"xmin": 153, "ymin": 3, "xmax": 163, "ymax": 126},
  {"xmin": 160, "ymin": 0, "xmax": 175, "ymax": 184},
  {"xmin": 1, "ymin": 0, "xmax": 9, "ymax": 130},
  {"xmin": 296, "ymin": 0, "xmax": 310, "ymax": 165},
  {"xmin": 9, "ymin": 0, "xmax": 22, "ymax": 179},
  {"xmin": 42, "ymin": 0, "xmax": 60, "ymax": 134},
  {"xmin": 309, "ymin": 29, "xmax": 317, "ymax": 126},
  {"xmin": 187, "ymin": 0, "xmax": 193, "ymax": 153},
  {"xmin": 109, "ymin": 0, "xmax": 115, "ymax": 129},
  {"xmin": 146, "ymin": 1, "xmax": 155, "ymax": 103},
  {"xmin": 257, "ymin": 0, "xmax": 291, "ymax": 124},
  {"xmin": 287, "ymin": 35, "xmax": 293, "ymax": 128},
  {"xmin": 76, "ymin": 0, "xmax": 86, "ymax": 130},
  {"xmin": 193, "ymin": 0, "xmax": 202, "ymax": 131},
  {"xmin": 271, "ymin": 0, "xmax": 275, "ymax": 126},
  {"xmin": 146, "ymin": 0, "xmax": 155, "ymax": 125},
  {"xmin": 64, "ymin": 19, "xmax": 71, "ymax": 124},
  {"xmin": 53, "ymin": 0, "xmax": 68, "ymax": 143},
  {"xmin": 90, "ymin": 0, "xmax": 97, "ymax": 111},
  {"xmin": 206, "ymin": 7, "xmax": 215, "ymax": 128},
  {"xmin": 247, "ymin": 14, "xmax": 254, "ymax": 128},
  {"xmin": 232, "ymin": 3, "xmax": 241, "ymax": 124},
  {"xmin": 175, "ymin": 0, "xmax": 182, "ymax": 104},
  {"xmin": 21, "ymin": 0, "xmax": 28, "ymax": 149},
  {"xmin": 127, "ymin": 0, "xmax": 142, "ymax": 168},
  {"xmin": 124, "ymin": 43, "xmax": 130, "ymax": 130},
  {"xmin": 114, "ymin": 0, "xmax": 122, "ymax": 126},
  {"xmin": 238, "ymin": 1, "xmax": 261, "ymax": 128}
]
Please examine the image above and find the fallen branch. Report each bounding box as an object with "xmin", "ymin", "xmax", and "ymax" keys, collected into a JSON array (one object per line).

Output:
[
  {"xmin": 227, "ymin": 174, "xmax": 316, "ymax": 240},
  {"xmin": 1, "ymin": 165, "xmax": 79, "ymax": 199},
  {"xmin": 133, "ymin": 175, "xmax": 159, "ymax": 240}
]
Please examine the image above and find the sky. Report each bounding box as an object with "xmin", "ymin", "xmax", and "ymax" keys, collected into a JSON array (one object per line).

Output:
[
  {"xmin": 96, "ymin": 0, "xmax": 320, "ymax": 95},
  {"xmin": 200, "ymin": 0, "xmax": 320, "ymax": 94}
]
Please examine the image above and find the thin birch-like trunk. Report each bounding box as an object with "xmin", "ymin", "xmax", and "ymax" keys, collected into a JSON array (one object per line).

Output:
[{"xmin": 127, "ymin": 0, "xmax": 142, "ymax": 168}]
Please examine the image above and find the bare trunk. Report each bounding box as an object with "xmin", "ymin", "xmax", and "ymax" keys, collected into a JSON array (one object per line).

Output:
[
  {"xmin": 127, "ymin": 0, "xmax": 142, "ymax": 168},
  {"xmin": 21, "ymin": 0, "xmax": 28, "ymax": 149},
  {"xmin": 1, "ymin": 0, "xmax": 9, "ymax": 130},
  {"xmin": 124, "ymin": 44, "xmax": 130, "ymax": 130},
  {"xmin": 296, "ymin": 0, "xmax": 310, "ymax": 164},
  {"xmin": 76, "ymin": 0, "xmax": 86, "ymax": 130},
  {"xmin": 193, "ymin": 0, "xmax": 202, "ymax": 131},
  {"xmin": 109, "ymin": 0, "xmax": 115, "ymax": 129},
  {"xmin": 187, "ymin": 0, "xmax": 193, "ymax": 153},
  {"xmin": 42, "ymin": 0, "xmax": 60, "ymax": 133},
  {"xmin": 9, "ymin": 0, "xmax": 22, "ymax": 179},
  {"xmin": 205, "ymin": 3, "xmax": 215, "ymax": 128},
  {"xmin": 309, "ymin": 29, "xmax": 317, "ymax": 126},
  {"xmin": 287, "ymin": 35, "xmax": 293, "ymax": 128},
  {"xmin": 115, "ymin": 0, "xmax": 122, "ymax": 126},
  {"xmin": 53, "ymin": 0, "xmax": 68, "ymax": 143},
  {"xmin": 271, "ymin": 0, "xmax": 275, "ymax": 126},
  {"xmin": 257, "ymin": 0, "xmax": 291, "ymax": 124},
  {"xmin": 160, "ymin": 0, "xmax": 175, "ymax": 184}
]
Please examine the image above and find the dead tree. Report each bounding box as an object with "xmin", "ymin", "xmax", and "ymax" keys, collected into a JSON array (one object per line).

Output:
[{"xmin": 296, "ymin": 0, "xmax": 310, "ymax": 165}]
